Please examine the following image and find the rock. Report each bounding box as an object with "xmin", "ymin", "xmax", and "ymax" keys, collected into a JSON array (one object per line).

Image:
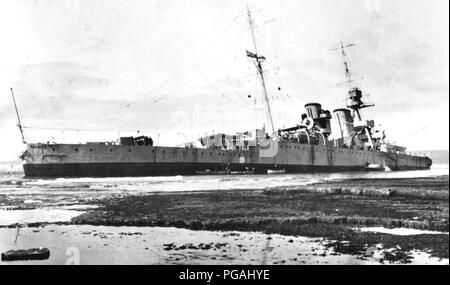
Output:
[
  {"xmin": 263, "ymin": 186, "xmax": 309, "ymax": 195},
  {"xmin": 361, "ymin": 188, "xmax": 392, "ymax": 196},
  {"xmin": 1, "ymin": 248, "xmax": 50, "ymax": 261},
  {"xmin": 315, "ymin": 187, "xmax": 342, "ymax": 195},
  {"xmin": 341, "ymin": 188, "xmax": 363, "ymax": 195},
  {"xmin": 262, "ymin": 188, "xmax": 284, "ymax": 195},
  {"xmin": 333, "ymin": 217, "xmax": 348, "ymax": 224},
  {"xmin": 315, "ymin": 187, "xmax": 327, "ymax": 194},
  {"xmin": 327, "ymin": 187, "xmax": 342, "ymax": 195},
  {"xmin": 388, "ymin": 189, "xmax": 396, "ymax": 196}
]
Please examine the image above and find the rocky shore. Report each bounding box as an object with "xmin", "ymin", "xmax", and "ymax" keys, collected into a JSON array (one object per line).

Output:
[
  {"xmin": 1, "ymin": 174, "xmax": 448, "ymax": 264},
  {"xmin": 68, "ymin": 176, "xmax": 449, "ymax": 263}
]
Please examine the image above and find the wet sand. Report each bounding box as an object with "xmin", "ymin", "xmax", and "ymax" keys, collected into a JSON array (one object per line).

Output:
[{"xmin": 0, "ymin": 225, "xmax": 446, "ymax": 265}]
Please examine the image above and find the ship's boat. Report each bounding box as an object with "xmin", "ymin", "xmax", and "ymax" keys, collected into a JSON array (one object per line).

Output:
[
  {"xmin": 10, "ymin": 7, "xmax": 432, "ymax": 178},
  {"xmin": 365, "ymin": 163, "xmax": 385, "ymax": 172}
]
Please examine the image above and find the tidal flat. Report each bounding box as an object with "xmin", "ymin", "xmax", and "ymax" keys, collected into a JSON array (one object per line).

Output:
[{"xmin": 1, "ymin": 175, "xmax": 448, "ymax": 264}]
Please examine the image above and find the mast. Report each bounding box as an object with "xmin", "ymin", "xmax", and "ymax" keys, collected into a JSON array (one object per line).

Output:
[
  {"xmin": 246, "ymin": 5, "xmax": 276, "ymax": 137},
  {"xmin": 10, "ymin": 88, "xmax": 26, "ymax": 144},
  {"xmin": 331, "ymin": 42, "xmax": 376, "ymax": 149},
  {"xmin": 338, "ymin": 40, "xmax": 355, "ymax": 90}
]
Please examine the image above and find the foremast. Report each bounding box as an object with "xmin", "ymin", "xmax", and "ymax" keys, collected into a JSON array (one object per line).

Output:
[{"xmin": 10, "ymin": 88, "xmax": 26, "ymax": 144}]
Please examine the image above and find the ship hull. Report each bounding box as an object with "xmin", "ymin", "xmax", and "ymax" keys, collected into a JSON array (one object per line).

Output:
[
  {"xmin": 22, "ymin": 142, "xmax": 432, "ymax": 177},
  {"xmin": 23, "ymin": 162, "xmax": 370, "ymax": 177}
]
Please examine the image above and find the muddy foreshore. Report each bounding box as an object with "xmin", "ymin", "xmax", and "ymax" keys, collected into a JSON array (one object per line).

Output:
[{"xmin": 58, "ymin": 175, "xmax": 449, "ymax": 263}]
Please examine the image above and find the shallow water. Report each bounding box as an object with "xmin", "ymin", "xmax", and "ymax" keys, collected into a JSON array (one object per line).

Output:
[
  {"xmin": 354, "ymin": 227, "xmax": 449, "ymax": 236},
  {"xmin": 0, "ymin": 225, "xmax": 446, "ymax": 265},
  {"xmin": 0, "ymin": 209, "xmax": 81, "ymax": 226}
]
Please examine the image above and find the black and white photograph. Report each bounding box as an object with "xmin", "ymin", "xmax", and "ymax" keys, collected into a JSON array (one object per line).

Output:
[{"xmin": 0, "ymin": 0, "xmax": 448, "ymax": 269}]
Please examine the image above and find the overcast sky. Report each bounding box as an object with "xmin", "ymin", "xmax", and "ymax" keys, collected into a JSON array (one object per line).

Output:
[{"xmin": 0, "ymin": 0, "xmax": 448, "ymax": 161}]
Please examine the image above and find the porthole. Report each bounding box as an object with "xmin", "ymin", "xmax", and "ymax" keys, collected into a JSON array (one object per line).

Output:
[
  {"xmin": 110, "ymin": 149, "xmax": 113, "ymax": 152},
  {"xmin": 52, "ymin": 148, "xmax": 55, "ymax": 151},
  {"xmin": 90, "ymin": 148, "xmax": 93, "ymax": 152},
  {"xmin": 74, "ymin": 148, "xmax": 78, "ymax": 152}
]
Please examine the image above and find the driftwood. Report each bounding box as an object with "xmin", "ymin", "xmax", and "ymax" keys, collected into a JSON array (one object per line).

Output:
[{"xmin": 1, "ymin": 247, "xmax": 50, "ymax": 261}]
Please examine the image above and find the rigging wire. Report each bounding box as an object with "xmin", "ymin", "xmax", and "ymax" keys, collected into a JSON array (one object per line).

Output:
[
  {"xmin": 150, "ymin": 51, "xmax": 232, "ymax": 104},
  {"xmin": 220, "ymin": 62, "xmax": 251, "ymax": 105},
  {"xmin": 152, "ymin": 18, "xmax": 250, "ymax": 105},
  {"xmin": 22, "ymin": 125, "xmax": 152, "ymax": 133},
  {"xmin": 194, "ymin": 64, "xmax": 252, "ymax": 109},
  {"xmin": 21, "ymin": 11, "xmax": 253, "ymax": 135},
  {"xmin": 127, "ymin": 10, "xmax": 247, "ymax": 106}
]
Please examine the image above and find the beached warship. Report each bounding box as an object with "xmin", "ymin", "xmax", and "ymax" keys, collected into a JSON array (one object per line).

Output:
[{"xmin": 15, "ymin": 8, "xmax": 431, "ymax": 177}]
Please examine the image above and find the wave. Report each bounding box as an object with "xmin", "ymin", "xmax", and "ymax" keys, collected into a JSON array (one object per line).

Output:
[{"xmin": 23, "ymin": 175, "xmax": 184, "ymax": 186}]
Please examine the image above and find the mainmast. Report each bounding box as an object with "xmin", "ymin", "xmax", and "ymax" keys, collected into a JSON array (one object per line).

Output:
[
  {"xmin": 331, "ymin": 42, "xmax": 376, "ymax": 149},
  {"xmin": 10, "ymin": 88, "xmax": 26, "ymax": 144},
  {"xmin": 246, "ymin": 5, "xmax": 276, "ymax": 137},
  {"xmin": 330, "ymin": 41, "xmax": 373, "ymax": 119},
  {"xmin": 338, "ymin": 41, "xmax": 355, "ymax": 90}
]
